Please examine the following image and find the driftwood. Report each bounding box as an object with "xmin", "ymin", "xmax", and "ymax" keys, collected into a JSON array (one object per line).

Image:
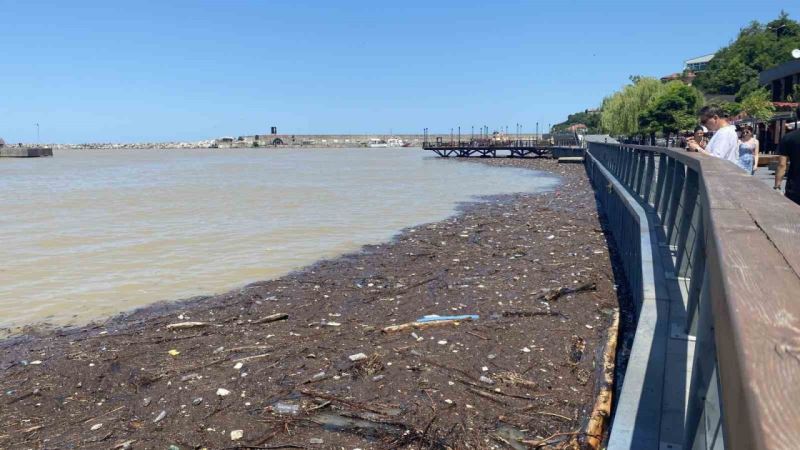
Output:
[
  {"xmin": 252, "ymin": 313, "xmax": 289, "ymax": 324},
  {"xmin": 166, "ymin": 321, "xmax": 208, "ymax": 330},
  {"xmin": 579, "ymin": 308, "xmax": 619, "ymax": 450},
  {"xmin": 537, "ymin": 282, "xmax": 596, "ymax": 302},
  {"xmin": 502, "ymin": 311, "xmax": 561, "ymax": 318},
  {"xmin": 382, "ymin": 317, "xmax": 475, "ymax": 333}
]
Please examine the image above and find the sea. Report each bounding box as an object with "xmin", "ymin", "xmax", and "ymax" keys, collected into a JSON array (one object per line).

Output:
[{"xmin": 0, "ymin": 147, "xmax": 558, "ymax": 329}]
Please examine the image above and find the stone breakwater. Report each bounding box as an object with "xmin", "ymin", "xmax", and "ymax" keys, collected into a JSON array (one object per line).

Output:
[{"xmin": 37, "ymin": 134, "xmax": 544, "ymax": 150}]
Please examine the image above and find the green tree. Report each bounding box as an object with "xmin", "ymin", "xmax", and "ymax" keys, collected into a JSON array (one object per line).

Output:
[
  {"xmin": 600, "ymin": 77, "xmax": 667, "ymax": 137},
  {"xmin": 721, "ymin": 101, "xmax": 742, "ymax": 117},
  {"xmin": 788, "ymin": 84, "xmax": 800, "ymax": 102},
  {"xmin": 693, "ymin": 11, "xmax": 800, "ymax": 100},
  {"xmin": 638, "ymin": 82, "xmax": 704, "ymax": 142},
  {"xmin": 552, "ymin": 110, "xmax": 600, "ymax": 133},
  {"xmin": 739, "ymin": 88, "xmax": 776, "ymax": 122}
]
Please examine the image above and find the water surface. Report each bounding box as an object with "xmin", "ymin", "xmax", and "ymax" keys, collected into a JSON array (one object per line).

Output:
[{"xmin": 0, "ymin": 148, "xmax": 558, "ymax": 329}]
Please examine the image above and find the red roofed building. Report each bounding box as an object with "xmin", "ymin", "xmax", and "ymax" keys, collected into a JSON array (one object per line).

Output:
[{"xmin": 567, "ymin": 124, "xmax": 588, "ymax": 133}]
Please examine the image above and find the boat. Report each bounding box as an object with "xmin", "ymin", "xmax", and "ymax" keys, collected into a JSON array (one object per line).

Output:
[
  {"xmin": 367, "ymin": 138, "xmax": 388, "ymax": 148},
  {"xmin": 387, "ymin": 137, "xmax": 406, "ymax": 147}
]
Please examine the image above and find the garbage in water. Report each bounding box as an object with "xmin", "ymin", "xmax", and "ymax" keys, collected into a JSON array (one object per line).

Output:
[
  {"xmin": 272, "ymin": 401, "xmax": 301, "ymax": 415},
  {"xmin": 230, "ymin": 429, "xmax": 244, "ymax": 441},
  {"xmin": 416, "ymin": 314, "xmax": 479, "ymax": 322},
  {"xmin": 348, "ymin": 352, "xmax": 368, "ymax": 362},
  {"xmin": 216, "ymin": 388, "xmax": 231, "ymax": 397},
  {"xmin": 0, "ymin": 159, "xmax": 618, "ymax": 449}
]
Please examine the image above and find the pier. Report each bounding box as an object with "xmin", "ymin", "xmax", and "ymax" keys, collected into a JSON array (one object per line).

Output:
[
  {"xmin": 421, "ymin": 129, "xmax": 587, "ymax": 158},
  {"xmin": 422, "ymin": 137, "xmax": 555, "ymax": 157},
  {"xmin": 0, "ymin": 147, "xmax": 53, "ymax": 158}
]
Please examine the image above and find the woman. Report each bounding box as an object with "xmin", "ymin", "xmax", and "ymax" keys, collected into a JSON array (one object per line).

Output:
[
  {"xmin": 686, "ymin": 126, "xmax": 707, "ymax": 151},
  {"xmin": 737, "ymin": 125, "xmax": 759, "ymax": 174}
]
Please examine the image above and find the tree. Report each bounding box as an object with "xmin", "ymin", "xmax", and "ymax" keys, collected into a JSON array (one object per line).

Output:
[
  {"xmin": 552, "ymin": 110, "xmax": 600, "ymax": 133},
  {"xmin": 721, "ymin": 101, "xmax": 742, "ymax": 117},
  {"xmin": 739, "ymin": 88, "xmax": 776, "ymax": 122},
  {"xmin": 600, "ymin": 77, "xmax": 667, "ymax": 137},
  {"xmin": 638, "ymin": 82, "xmax": 704, "ymax": 142},
  {"xmin": 788, "ymin": 84, "xmax": 800, "ymax": 102},
  {"xmin": 693, "ymin": 11, "xmax": 800, "ymax": 100}
]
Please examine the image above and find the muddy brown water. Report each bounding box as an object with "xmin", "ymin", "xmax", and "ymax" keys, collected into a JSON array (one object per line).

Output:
[{"xmin": 0, "ymin": 148, "xmax": 558, "ymax": 329}]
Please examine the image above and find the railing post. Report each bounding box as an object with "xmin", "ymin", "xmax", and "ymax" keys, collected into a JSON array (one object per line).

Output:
[
  {"xmin": 653, "ymin": 153, "xmax": 668, "ymax": 213},
  {"xmin": 630, "ymin": 149, "xmax": 642, "ymax": 194},
  {"xmin": 665, "ymin": 161, "xmax": 686, "ymax": 246},
  {"xmin": 686, "ymin": 211, "xmax": 706, "ymax": 337},
  {"xmin": 685, "ymin": 265, "xmax": 725, "ymax": 450},
  {"xmin": 627, "ymin": 148, "xmax": 638, "ymax": 189},
  {"xmin": 674, "ymin": 169, "xmax": 699, "ymax": 278},
  {"xmin": 643, "ymin": 151, "xmax": 656, "ymax": 206}
]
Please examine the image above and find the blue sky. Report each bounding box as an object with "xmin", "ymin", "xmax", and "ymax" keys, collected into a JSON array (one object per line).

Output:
[{"xmin": 1, "ymin": 0, "xmax": 797, "ymax": 143}]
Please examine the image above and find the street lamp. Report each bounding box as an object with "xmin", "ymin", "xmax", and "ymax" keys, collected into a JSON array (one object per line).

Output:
[
  {"xmin": 768, "ymin": 24, "xmax": 787, "ymax": 38},
  {"xmin": 35, "ymin": 123, "xmax": 39, "ymax": 145}
]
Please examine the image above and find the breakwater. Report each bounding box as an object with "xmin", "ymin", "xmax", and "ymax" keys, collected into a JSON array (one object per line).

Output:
[
  {"xmin": 43, "ymin": 134, "xmax": 546, "ymax": 150},
  {"xmin": 0, "ymin": 147, "xmax": 53, "ymax": 157}
]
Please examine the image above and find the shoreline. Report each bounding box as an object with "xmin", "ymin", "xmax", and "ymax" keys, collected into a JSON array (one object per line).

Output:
[{"xmin": 0, "ymin": 158, "xmax": 622, "ymax": 449}]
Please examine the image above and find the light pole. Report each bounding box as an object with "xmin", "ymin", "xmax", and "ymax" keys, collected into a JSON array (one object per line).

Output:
[
  {"xmin": 35, "ymin": 123, "xmax": 40, "ymax": 145},
  {"xmin": 768, "ymin": 24, "xmax": 787, "ymax": 38}
]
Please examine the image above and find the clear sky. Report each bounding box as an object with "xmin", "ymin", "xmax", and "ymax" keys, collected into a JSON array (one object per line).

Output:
[{"xmin": 1, "ymin": 0, "xmax": 797, "ymax": 143}]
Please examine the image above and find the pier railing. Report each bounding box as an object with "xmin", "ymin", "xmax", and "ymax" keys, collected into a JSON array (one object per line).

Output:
[
  {"xmin": 421, "ymin": 138, "xmax": 549, "ymax": 149},
  {"xmin": 585, "ymin": 142, "xmax": 800, "ymax": 449}
]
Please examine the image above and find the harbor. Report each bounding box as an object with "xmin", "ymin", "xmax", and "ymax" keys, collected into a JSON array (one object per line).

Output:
[{"xmin": 4, "ymin": 2, "xmax": 800, "ymax": 448}]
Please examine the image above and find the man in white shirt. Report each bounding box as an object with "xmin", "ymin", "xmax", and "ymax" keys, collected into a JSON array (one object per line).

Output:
[{"xmin": 687, "ymin": 106, "xmax": 739, "ymax": 165}]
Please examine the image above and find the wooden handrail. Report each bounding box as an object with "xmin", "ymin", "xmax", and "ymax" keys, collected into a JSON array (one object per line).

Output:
[{"xmin": 591, "ymin": 142, "xmax": 800, "ymax": 449}]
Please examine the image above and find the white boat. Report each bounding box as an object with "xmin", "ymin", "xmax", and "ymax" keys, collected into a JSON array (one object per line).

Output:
[
  {"xmin": 367, "ymin": 138, "xmax": 388, "ymax": 148},
  {"xmin": 387, "ymin": 137, "xmax": 405, "ymax": 147}
]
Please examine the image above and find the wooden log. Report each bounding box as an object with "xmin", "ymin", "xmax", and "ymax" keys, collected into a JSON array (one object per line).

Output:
[
  {"xmin": 582, "ymin": 308, "xmax": 618, "ymax": 450},
  {"xmin": 381, "ymin": 317, "xmax": 475, "ymax": 333},
  {"xmin": 166, "ymin": 321, "xmax": 208, "ymax": 330},
  {"xmin": 252, "ymin": 313, "xmax": 289, "ymax": 324}
]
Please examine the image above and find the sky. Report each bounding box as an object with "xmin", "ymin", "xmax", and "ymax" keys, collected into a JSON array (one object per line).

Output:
[{"xmin": 1, "ymin": 0, "xmax": 798, "ymax": 143}]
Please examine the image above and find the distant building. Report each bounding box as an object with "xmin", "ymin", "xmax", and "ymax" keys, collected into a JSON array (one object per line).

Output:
[
  {"xmin": 567, "ymin": 123, "xmax": 588, "ymax": 133},
  {"xmin": 0, "ymin": 137, "xmax": 5, "ymax": 147},
  {"xmin": 758, "ymin": 59, "xmax": 800, "ymax": 152},
  {"xmin": 660, "ymin": 71, "xmax": 697, "ymax": 85},
  {"xmin": 759, "ymin": 58, "xmax": 800, "ymax": 102},
  {"xmin": 684, "ymin": 54, "xmax": 714, "ymax": 72}
]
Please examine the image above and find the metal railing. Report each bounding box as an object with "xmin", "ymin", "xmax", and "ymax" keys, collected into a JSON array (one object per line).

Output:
[
  {"xmin": 585, "ymin": 142, "xmax": 800, "ymax": 450},
  {"xmin": 421, "ymin": 138, "xmax": 550, "ymax": 149}
]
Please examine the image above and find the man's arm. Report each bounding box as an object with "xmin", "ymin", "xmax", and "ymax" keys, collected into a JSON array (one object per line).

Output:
[{"xmin": 774, "ymin": 155, "xmax": 788, "ymax": 190}]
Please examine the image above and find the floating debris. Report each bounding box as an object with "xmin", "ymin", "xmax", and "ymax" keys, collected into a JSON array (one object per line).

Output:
[{"xmin": 166, "ymin": 321, "xmax": 208, "ymax": 330}]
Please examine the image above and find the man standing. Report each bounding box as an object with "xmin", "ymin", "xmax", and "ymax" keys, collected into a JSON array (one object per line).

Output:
[
  {"xmin": 687, "ymin": 106, "xmax": 739, "ymax": 165},
  {"xmin": 774, "ymin": 107, "xmax": 800, "ymax": 206}
]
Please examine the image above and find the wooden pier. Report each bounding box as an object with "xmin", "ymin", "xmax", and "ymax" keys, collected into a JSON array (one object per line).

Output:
[
  {"xmin": 423, "ymin": 138, "xmax": 554, "ymax": 157},
  {"xmin": 422, "ymin": 136, "xmax": 586, "ymax": 159}
]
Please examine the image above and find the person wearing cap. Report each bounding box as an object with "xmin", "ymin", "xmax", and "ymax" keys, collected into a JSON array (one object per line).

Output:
[
  {"xmin": 774, "ymin": 107, "xmax": 800, "ymax": 206},
  {"xmin": 687, "ymin": 106, "xmax": 739, "ymax": 165}
]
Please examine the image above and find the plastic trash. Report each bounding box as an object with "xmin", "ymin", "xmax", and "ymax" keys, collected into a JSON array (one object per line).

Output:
[
  {"xmin": 416, "ymin": 314, "xmax": 479, "ymax": 323},
  {"xmin": 273, "ymin": 401, "xmax": 301, "ymax": 415}
]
